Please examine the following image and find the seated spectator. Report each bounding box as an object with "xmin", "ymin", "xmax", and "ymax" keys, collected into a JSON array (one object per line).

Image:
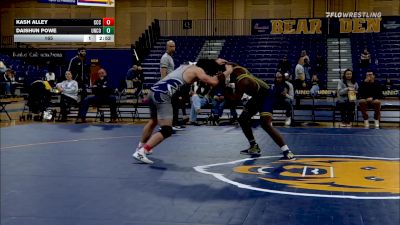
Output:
[
  {"xmin": 210, "ymin": 82, "xmax": 226, "ymax": 125},
  {"xmin": 277, "ymin": 56, "xmax": 291, "ymax": 75},
  {"xmin": 358, "ymin": 70, "xmax": 383, "ymax": 128},
  {"xmin": 360, "ymin": 48, "xmax": 371, "ymax": 68},
  {"xmin": 56, "ymin": 71, "xmax": 79, "ymax": 122},
  {"xmin": 284, "ymin": 72, "xmax": 291, "ymax": 82},
  {"xmin": 3, "ymin": 69, "xmax": 16, "ymax": 96},
  {"xmin": 76, "ymin": 68, "xmax": 117, "ymax": 123},
  {"xmin": 309, "ymin": 74, "xmax": 320, "ymax": 97},
  {"xmin": 126, "ymin": 64, "xmax": 144, "ymax": 95},
  {"xmin": 273, "ymin": 72, "xmax": 294, "ymax": 126},
  {"xmin": 337, "ymin": 69, "xmax": 358, "ymax": 127},
  {"xmin": 189, "ymin": 81, "xmax": 211, "ymax": 125}
]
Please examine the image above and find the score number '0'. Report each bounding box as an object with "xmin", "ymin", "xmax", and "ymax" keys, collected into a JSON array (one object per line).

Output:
[{"xmin": 93, "ymin": 19, "xmax": 114, "ymax": 26}]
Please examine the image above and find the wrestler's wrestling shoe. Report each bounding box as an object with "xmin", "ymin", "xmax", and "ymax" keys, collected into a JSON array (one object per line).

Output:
[
  {"xmin": 240, "ymin": 144, "xmax": 261, "ymax": 157},
  {"xmin": 136, "ymin": 145, "xmax": 153, "ymax": 155},
  {"xmin": 280, "ymin": 150, "xmax": 295, "ymax": 160},
  {"xmin": 133, "ymin": 148, "xmax": 154, "ymax": 164}
]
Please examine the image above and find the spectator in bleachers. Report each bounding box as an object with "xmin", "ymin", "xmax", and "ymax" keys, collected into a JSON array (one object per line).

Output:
[
  {"xmin": 76, "ymin": 68, "xmax": 117, "ymax": 124},
  {"xmin": 293, "ymin": 71, "xmax": 308, "ymax": 106},
  {"xmin": 56, "ymin": 71, "xmax": 79, "ymax": 122},
  {"xmin": 277, "ymin": 56, "xmax": 291, "ymax": 75},
  {"xmin": 294, "ymin": 73, "xmax": 308, "ymax": 90},
  {"xmin": 337, "ymin": 69, "xmax": 358, "ymax": 127},
  {"xmin": 284, "ymin": 72, "xmax": 291, "ymax": 82},
  {"xmin": 358, "ymin": 70, "xmax": 383, "ymax": 129},
  {"xmin": 189, "ymin": 81, "xmax": 211, "ymax": 126},
  {"xmin": 360, "ymin": 48, "xmax": 371, "ymax": 68},
  {"xmin": 315, "ymin": 53, "xmax": 324, "ymax": 75},
  {"xmin": 272, "ymin": 72, "xmax": 294, "ymax": 126},
  {"xmin": 68, "ymin": 47, "xmax": 90, "ymax": 100},
  {"xmin": 301, "ymin": 50, "xmax": 310, "ymax": 80},
  {"xmin": 301, "ymin": 50, "xmax": 310, "ymax": 63},
  {"xmin": 294, "ymin": 56, "xmax": 305, "ymax": 81},
  {"xmin": 303, "ymin": 57, "xmax": 311, "ymax": 81},
  {"xmin": 309, "ymin": 74, "xmax": 320, "ymax": 97}
]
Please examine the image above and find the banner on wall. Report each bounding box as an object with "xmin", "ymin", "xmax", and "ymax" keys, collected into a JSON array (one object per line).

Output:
[
  {"xmin": 251, "ymin": 17, "xmax": 397, "ymax": 35},
  {"xmin": 381, "ymin": 16, "xmax": 400, "ymax": 32},
  {"xmin": 252, "ymin": 18, "xmax": 328, "ymax": 35},
  {"xmin": 329, "ymin": 18, "xmax": 382, "ymax": 34},
  {"xmin": 251, "ymin": 19, "xmax": 271, "ymax": 35}
]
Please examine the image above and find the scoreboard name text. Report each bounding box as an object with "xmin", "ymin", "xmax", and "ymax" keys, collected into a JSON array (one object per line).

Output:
[{"xmin": 16, "ymin": 20, "xmax": 48, "ymax": 25}]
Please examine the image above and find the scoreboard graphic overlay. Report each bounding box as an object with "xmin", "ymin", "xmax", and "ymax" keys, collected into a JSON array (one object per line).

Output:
[{"xmin": 14, "ymin": 18, "xmax": 115, "ymax": 43}]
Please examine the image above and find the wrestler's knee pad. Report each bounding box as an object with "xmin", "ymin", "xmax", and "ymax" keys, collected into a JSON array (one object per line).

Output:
[{"xmin": 159, "ymin": 126, "xmax": 173, "ymax": 138}]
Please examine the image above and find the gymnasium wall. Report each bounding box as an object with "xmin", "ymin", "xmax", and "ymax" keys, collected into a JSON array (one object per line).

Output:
[{"xmin": 1, "ymin": 0, "xmax": 399, "ymax": 48}]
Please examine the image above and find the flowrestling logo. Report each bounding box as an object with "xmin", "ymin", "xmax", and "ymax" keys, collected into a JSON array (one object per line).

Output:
[
  {"xmin": 194, "ymin": 155, "xmax": 400, "ymax": 199},
  {"xmin": 326, "ymin": 12, "xmax": 382, "ymax": 18}
]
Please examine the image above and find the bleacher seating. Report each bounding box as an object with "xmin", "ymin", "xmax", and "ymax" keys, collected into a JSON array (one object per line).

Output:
[
  {"xmin": 350, "ymin": 32, "xmax": 400, "ymax": 88},
  {"xmin": 140, "ymin": 34, "xmax": 328, "ymax": 88},
  {"xmin": 0, "ymin": 53, "xmax": 59, "ymax": 89},
  {"xmin": 220, "ymin": 34, "xmax": 327, "ymax": 85},
  {"xmin": 140, "ymin": 36, "xmax": 205, "ymax": 88}
]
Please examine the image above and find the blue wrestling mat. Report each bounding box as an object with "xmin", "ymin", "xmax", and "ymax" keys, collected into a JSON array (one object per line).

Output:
[{"xmin": 1, "ymin": 124, "xmax": 399, "ymax": 225}]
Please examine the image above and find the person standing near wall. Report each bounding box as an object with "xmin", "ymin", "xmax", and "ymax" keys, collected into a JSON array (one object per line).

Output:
[
  {"xmin": 160, "ymin": 40, "xmax": 175, "ymax": 79},
  {"xmin": 68, "ymin": 47, "xmax": 90, "ymax": 101},
  {"xmin": 160, "ymin": 40, "xmax": 187, "ymax": 130}
]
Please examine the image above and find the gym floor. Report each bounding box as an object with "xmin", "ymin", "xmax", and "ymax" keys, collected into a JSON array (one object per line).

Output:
[{"xmin": 1, "ymin": 123, "xmax": 399, "ymax": 225}]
